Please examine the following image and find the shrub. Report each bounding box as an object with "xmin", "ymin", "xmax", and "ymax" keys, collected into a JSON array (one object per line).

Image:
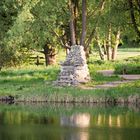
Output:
[
  {"xmin": 115, "ymin": 63, "xmax": 140, "ymax": 74},
  {"xmin": 115, "ymin": 56, "xmax": 140, "ymax": 74}
]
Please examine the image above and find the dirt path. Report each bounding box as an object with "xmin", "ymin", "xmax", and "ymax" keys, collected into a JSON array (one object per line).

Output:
[
  {"xmin": 98, "ymin": 70, "xmax": 140, "ymax": 80},
  {"xmin": 80, "ymin": 70, "xmax": 140, "ymax": 90},
  {"xmin": 98, "ymin": 70, "xmax": 115, "ymax": 76},
  {"xmin": 93, "ymin": 80, "xmax": 133, "ymax": 89}
]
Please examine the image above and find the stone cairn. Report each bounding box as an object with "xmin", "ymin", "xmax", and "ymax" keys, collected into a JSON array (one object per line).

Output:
[{"xmin": 55, "ymin": 45, "xmax": 90, "ymax": 86}]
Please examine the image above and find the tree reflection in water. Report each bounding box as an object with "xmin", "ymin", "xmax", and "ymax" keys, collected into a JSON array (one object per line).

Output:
[
  {"xmin": 0, "ymin": 104, "xmax": 140, "ymax": 140},
  {"xmin": 61, "ymin": 131, "xmax": 89, "ymax": 140},
  {"xmin": 61, "ymin": 113, "xmax": 90, "ymax": 127},
  {"xmin": 61, "ymin": 113, "xmax": 90, "ymax": 140}
]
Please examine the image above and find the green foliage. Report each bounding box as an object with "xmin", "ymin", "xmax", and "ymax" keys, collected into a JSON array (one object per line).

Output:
[
  {"xmin": 89, "ymin": 72, "xmax": 120, "ymax": 85},
  {"xmin": 0, "ymin": 0, "xmax": 28, "ymax": 68},
  {"xmin": 115, "ymin": 56, "xmax": 140, "ymax": 74},
  {"xmin": 88, "ymin": 60, "xmax": 115, "ymax": 70},
  {"xmin": 115, "ymin": 63, "xmax": 140, "ymax": 74},
  {"xmin": 0, "ymin": 0, "xmax": 139, "ymax": 69}
]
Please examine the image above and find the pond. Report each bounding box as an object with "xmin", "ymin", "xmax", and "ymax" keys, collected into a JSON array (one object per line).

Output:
[{"xmin": 0, "ymin": 103, "xmax": 140, "ymax": 140}]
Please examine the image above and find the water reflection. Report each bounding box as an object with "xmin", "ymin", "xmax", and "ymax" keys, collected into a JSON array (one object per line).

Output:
[
  {"xmin": 94, "ymin": 113, "xmax": 140, "ymax": 128},
  {"xmin": 0, "ymin": 110, "xmax": 140, "ymax": 128},
  {"xmin": 0, "ymin": 104, "xmax": 139, "ymax": 140},
  {"xmin": 61, "ymin": 131, "xmax": 89, "ymax": 140},
  {"xmin": 60, "ymin": 113, "xmax": 90, "ymax": 140},
  {"xmin": 61, "ymin": 113, "xmax": 90, "ymax": 127}
]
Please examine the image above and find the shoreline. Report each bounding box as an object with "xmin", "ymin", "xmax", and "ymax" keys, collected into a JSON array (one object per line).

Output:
[{"xmin": 0, "ymin": 94, "xmax": 140, "ymax": 105}]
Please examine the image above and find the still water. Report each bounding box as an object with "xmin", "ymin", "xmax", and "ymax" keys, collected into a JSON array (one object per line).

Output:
[{"xmin": 0, "ymin": 103, "xmax": 140, "ymax": 140}]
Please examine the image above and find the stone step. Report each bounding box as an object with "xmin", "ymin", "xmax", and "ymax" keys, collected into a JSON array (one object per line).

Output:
[
  {"xmin": 58, "ymin": 80, "xmax": 71, "ymax": 83},
  {"xmin": 59, "ymin": 73, "xmax": 73, "ymax": 76},
  {"xmin": 57, "ymin": 81, "xmax": 78, "ymax": 85},
  {"xmin": 60, "ymin": 70, "xmax": 74, "ymax": 72},
  {"xmin": 56, "ymin": 80, "xmax": 78, "ymax": 85},
  {"xmin": 62, "ymin": 67, "xmax": 73, "ymax": 69},
  {"xmin": 58, "ymin": 76, "xmax": 74, "ymax": 81}
]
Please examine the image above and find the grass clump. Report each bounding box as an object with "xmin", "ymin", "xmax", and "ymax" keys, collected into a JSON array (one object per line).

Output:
[
  {"xmin": 115, "ymin": 56, "xmax": 140, "ymax": 74},
  {"xmin": 0, "ymin": 66, "xmax": 60, "ymax": 96},
  {"xmin": 0, "ymin": 49, "xmax": 140, "ymax": 102},
  {"xmin": 115, "ymin": 63, "xmax": 140, "ymax": 74}
]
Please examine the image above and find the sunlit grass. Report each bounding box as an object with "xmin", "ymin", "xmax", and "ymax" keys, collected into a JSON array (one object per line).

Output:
[{"xmin": 0, "ymin": 48, "xmax": 139, "ymax": 101}]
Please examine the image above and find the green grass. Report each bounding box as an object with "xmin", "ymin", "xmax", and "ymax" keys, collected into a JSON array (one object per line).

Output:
[
  {"xmin": 89, "ymin": 48, "xmax": 140, "ymax": 62},
  {"xmin": 115, "ymin": 55, "xmax": 140, "ymax": 74},
  {"xmin": 115, "ymin": 63, "xmax": 140, "ymax": 74},
  {"xmin": 88, "ymin": 53, "xmax": 140, "ymax": 75},
  {"xmin": 0, "ymin": 48, "xmax": 140, "ymax": 102},
  {"xmin": 0, "ymin": 66, "xmax": 60, "ymax": 96},
  {"xmin": 0, "ymin": 65, "xmax": 140, "ymax": 102},
  {"xmin": 117, "ymin": 48, "xmax": 140, "ymax": 60}
]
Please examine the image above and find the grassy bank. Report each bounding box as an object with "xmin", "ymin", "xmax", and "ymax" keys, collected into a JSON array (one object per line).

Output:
[
  {"xmin": 0, "ymin": 48, "xmax": 140, "ymax": 103},
  {"xmin": 0, "ymin": 66, "xmax": 140, "ymax": 104}
]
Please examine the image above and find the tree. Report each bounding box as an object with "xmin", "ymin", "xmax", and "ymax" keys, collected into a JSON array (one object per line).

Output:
[
  {"xmin": 0, "ymin": 0, "xmax": 25, "ymax": 69},
  {"xmin": 94, "ymin": 0, "xmax": 132, "ymax": 61},
  {"xmin": 127, "ymin": 0, "xmax": 140, "ymax": 38},
  {"xmin": 68, "ymin": 0, "xmax": 106, "ymax": 57},
  {"xmin": 1, "ymin": 0, "xmax": 139, "ymax": 69}
]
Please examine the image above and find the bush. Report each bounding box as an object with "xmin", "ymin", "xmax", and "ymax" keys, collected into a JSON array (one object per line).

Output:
[
  {"xmin": 115, "ymin": 56, "xmax": 140, "ymax": 74},
  {"xmin": 115, "ymin": 64, "xmax": 140, "ymax": 74}
]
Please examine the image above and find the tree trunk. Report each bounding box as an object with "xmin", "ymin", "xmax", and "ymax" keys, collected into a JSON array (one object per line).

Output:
[
  {"xmin": 135, "ymin": 0, "xmax": 140, "ymax": 14},
  {"xmin": 96, "ymin": 34, "xmax": 105, "ymax": 60},
  {"xmin": 73, "ymin": 0, "xmax": 79, "ymax": 44},
  {"xmin": 106, "ymin": 43, "xmax": 111, "ymax": 61},
  {"xmin": 80, "ymin": 0, "xmax": 87, "ymax": 46},
  {"xmin": 106, "ymin": 24, "xmax": 112, "ymax": 61},
  {"xmin": 103, "ymin": 40, "xmax": 107, "ymax": 55},
  {"xmin": 85, "ymin": 0, "xmax": 105, "ymax": 49},
  {"xmin": 43, "ymin": 45, "xmax": 56, "ymax": 66},
  {"xmin": 111, "ymin": 29, "xmax": 121, "ymax": 60},
  {"xmin": 66, "ymin": 48, "xmax": 70, "ymax": 55},
  {"xmin": 98, "ymin": 46, "xmax": 105, "ymax": 60},
  {"xmin": 84, "ymin": 47, "xmax": 90, "ymax": 58},
  {"xmin": 69, "ymin": 0, "xmax": 76, "ymax": 45}
]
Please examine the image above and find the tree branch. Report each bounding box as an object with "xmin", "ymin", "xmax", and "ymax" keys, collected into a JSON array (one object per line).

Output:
[
  {"xmin": 80, "ymin": 0, "xmax": 87, "ymax": 46},
  {"xmin": 128, "ymin": 0, "xmax": 140, "ymax": 38},
  {"xmin": 85, "ymin": 0, "xmax": 105, "ymax": 49},
  {"xmin": 32, "ymin": 11, "xmax": 69, "ymax": 49}
]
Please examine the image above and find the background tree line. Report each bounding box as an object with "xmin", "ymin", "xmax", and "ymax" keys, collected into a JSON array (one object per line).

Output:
[{"xmin": 0, "ymin": 0, "xmax": 139, "ymax": 69}]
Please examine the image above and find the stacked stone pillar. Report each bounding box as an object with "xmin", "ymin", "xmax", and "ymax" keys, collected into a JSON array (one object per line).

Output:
[{"xmin": 55, "ymin": 45, "xmax": 90, "ymax": 86}]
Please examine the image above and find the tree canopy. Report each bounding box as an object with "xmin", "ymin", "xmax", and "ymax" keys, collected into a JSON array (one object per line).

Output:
[{"xmin": 0, "ymin": 0, "xmax": 139, "ymax": 68}]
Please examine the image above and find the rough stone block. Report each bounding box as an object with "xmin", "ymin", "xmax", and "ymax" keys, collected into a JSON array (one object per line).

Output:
[{"xmin": 55, "ymin": 45, "xmax": 90, "ymax": 86}]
